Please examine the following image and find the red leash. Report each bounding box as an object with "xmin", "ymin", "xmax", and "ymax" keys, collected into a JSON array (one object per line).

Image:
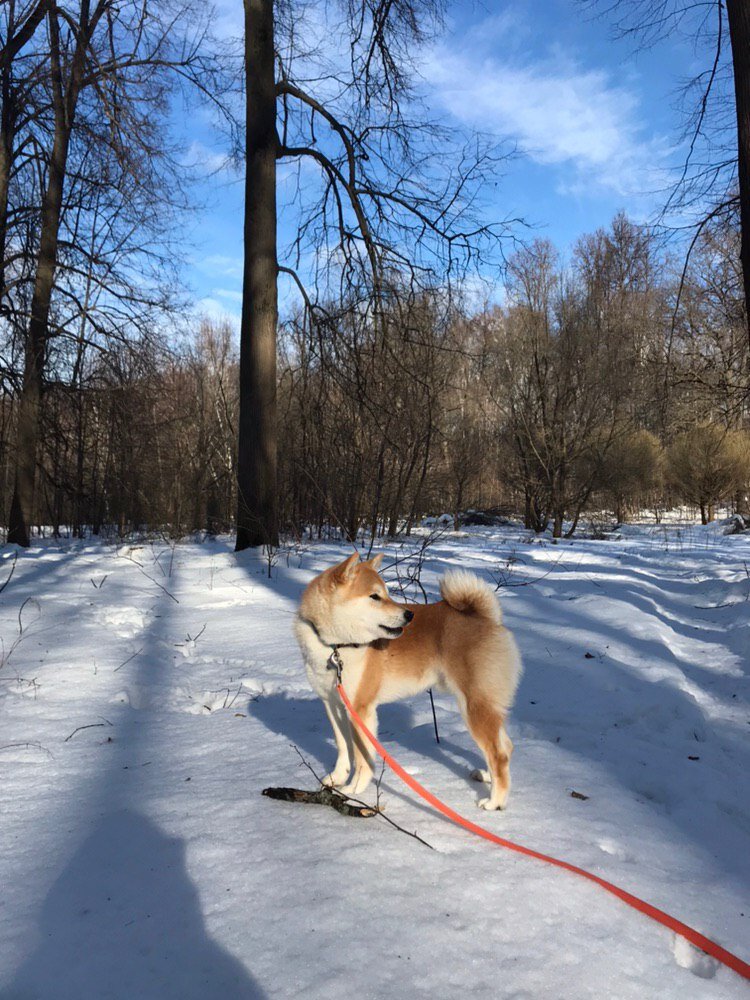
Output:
[{"xmin": 337, "ymin": 683, "xmax": 750, "ymax": 983}]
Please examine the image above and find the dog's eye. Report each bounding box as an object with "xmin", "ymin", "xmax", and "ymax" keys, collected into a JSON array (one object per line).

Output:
[{"xmin": 370, "ymin": 593, "xmax": 382, "ymax": 601}]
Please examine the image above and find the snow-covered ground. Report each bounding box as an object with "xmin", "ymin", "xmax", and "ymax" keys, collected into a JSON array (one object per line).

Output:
[{"xmin": 0, "ymin": 522, "xmax": 748, "ymax": 999}]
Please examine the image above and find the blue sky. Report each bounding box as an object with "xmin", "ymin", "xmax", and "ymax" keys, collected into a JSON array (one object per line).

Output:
[{"xmin": 181, "ymin": 0, "xmax": 708, "ymax": 326}]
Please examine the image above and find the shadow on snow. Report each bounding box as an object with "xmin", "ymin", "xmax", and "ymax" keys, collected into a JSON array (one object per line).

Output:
[{"xmin": 6, "ymin": 810, "xmax": 264, "ymax": 1000}]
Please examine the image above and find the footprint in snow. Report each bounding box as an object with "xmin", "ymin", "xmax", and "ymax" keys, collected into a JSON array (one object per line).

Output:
[
  {"xmin": 101, "ymin": 606, "xmax": 149, "ymax": 640},
  {"xmin": 597, "ymin": 838, "xmax": 635, "ymax": 863},
  {"xmin": 672, "ymin": 935, "xmax": 718, "ymax": 979}
]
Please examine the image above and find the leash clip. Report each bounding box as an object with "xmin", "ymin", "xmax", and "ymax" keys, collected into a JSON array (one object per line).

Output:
[{"xmin": 326, "ymin": 646, "xmax": 344, "ymax": 684}]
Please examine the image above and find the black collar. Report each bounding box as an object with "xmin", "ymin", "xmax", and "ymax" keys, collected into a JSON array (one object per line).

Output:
[{"xmin": 297, "ymin": 615, "xmax": 363, "ymax": 650}]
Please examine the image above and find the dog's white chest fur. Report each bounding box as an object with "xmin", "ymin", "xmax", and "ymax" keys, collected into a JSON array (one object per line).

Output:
[{"xmin": 293, "ymin": 617, "xmax": 366, "ymax": 698}]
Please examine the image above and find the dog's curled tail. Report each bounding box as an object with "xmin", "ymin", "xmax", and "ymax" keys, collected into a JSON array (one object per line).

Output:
[{"xmin": 439, "ymin": 570, "xmax": 502, "ymax": 624}]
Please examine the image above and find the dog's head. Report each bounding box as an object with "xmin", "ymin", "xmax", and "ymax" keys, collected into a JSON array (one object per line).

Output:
[{"xmin": 311, "ymin": 552, "xmax": 413, "ymax": 645}]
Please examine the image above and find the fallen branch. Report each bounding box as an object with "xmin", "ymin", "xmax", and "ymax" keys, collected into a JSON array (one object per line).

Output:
[
  {"xmin": 262, "ymin": 785, "xmax": 377, "ymax": 817},
  {"xmin": 265, "ymin": 745, "xmax": 435, "ymax": 849}
]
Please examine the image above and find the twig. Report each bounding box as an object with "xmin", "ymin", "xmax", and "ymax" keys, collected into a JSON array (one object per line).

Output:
[
  {"xmin": 222, "ymin": 685, "xmax": 242, "ymax": 709},
  {"xmin": 386, "ymin": 527, "xmax": 447, "ymax": 604},
  {"xmin": 694, "ymin": 601, "xmax": 738, "ymax": 610},
  {"xmin": 17, "ymin": 596, "xmax": 40, "ymax": 635},
  {"xmin": 0, "ymin": 552, "xmax": 18, "ymax": 595},
  {"xmin": 119, "ymin": 551, "xmax": 179, "ymax": 603},
  {"xmin": 288, "ymin": 745, "xmax": 434, "ymax": 849},
  {"xmin": 114, "ymin": 647, "xmax": 142, "ymax": 672},
  {"xmin": 428, "ymin": 687, "xmax": 440, "ymax": 744},
  {"xmin": 0, "ymin": 597, "xmax": 41, "ymax": 671},
  {"xmin": 64, "ymin": 718, "xmax": 113, "ymax": 742},
  {"xmin": 366, "ymin": 755, "xmax": 435, "ymax": 850},
  {"xmin": 0, "ymin": 741, "xmax": 53, "ymax": 757},
  {"xmin": 492, "ymin": 553, "xmax": 565, "ymax": 591}
]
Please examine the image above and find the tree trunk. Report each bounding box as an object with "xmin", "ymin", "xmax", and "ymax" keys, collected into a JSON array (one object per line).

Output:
[
  {"xmin": 405, "ymin": 419, "xmax": 434, "ymax": 536},
  {"xmin": 553, "ymin": 509, "xmax": 564, "ymax": 538},
  {"xmin": 8, "ymin": 130, "xmax": 70, "ymax": 544},
  {"xmin": 370, "ymin": 445, "xmax": 386, "ymax": 542},
  {"xmin": 453, "ymin": 481, "xmax": 464, "ymax": 532},
  {"xmin": 236, "ymin": 0, "xmax": 278, "ymax": 550},
  {"xmin": 727, "ymin": 0, "xmax": 750, "ymax": 346},
  {"xmin": 524, "ymin": 489, "xmax": 533, "ymax": 530}
]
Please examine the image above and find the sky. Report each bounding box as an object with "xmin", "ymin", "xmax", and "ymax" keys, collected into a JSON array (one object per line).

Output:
[{"xmin": 179, "ymin": 0, "xmax": 712, "ymax": 327}]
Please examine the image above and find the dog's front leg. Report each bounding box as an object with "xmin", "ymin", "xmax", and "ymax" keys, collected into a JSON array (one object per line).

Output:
[
  {"xmin": 341, "ymin": 703, "xmax": 377, "ymax": 797},
  {"xmin": 321, "ymin": 697, "xmax": 353, "ymax": 787}
]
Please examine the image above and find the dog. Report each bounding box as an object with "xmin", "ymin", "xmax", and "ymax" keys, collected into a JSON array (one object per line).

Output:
[{"xmin": 294, "ymin": 552, "xmax": 523, "ymax": 810}]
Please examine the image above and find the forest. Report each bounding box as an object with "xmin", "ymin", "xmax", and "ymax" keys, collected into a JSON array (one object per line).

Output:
[{"xmin": 1, "ymin": 0, "xmax": 748, "ymax": 544}]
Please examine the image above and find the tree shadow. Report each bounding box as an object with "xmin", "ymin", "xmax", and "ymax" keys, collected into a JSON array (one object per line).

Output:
[{"xmin": 5, "ymin": 809, "xmax": 264, "ymax": 1000}]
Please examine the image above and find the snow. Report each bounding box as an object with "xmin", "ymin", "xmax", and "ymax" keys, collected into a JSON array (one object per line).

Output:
[{"xmin": 0, "ymin": 523, "xmax": 748, "ymax": 998}]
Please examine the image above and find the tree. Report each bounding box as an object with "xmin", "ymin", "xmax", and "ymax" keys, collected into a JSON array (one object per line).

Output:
[
  {"xmin": 238, "ymin": 0, "xmax": 278, "ymax": 549},
  {"xmin": 495, "ymin": 218, "xmax": 662, "ymax": 537},
  {"xmin": 726, "ymin": 1, "xmax": 750, "ymax": 343},
  {"xmin": 668, "ymin": 208, "xmax": 749, "ymax": 430},
  {"xmin": 237, "ymin": 0, "xmax": 511, "ymax": 549},
  {"xmin": 2, "ymin": 0, "xmax": 217, "ymax": 545},
  {"xmin": 667, "ymin": 424, "xmax": 749, "ymax": 521},
  {"xmin": 583, "ymin": 0, "xmax": 750, "ymax": 346},
  {"xmin": 597, "ymin": 428, "xmax": 664, "ymax": 521},
  {"xmin": 276, "ymin": 290, "xmax": 452, "ymax": 542}
]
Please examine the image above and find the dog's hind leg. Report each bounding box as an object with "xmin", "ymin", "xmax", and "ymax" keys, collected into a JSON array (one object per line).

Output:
[
  {"xmin": 322, "ymin": 697, "xmax": 353, "ymax": 787},
  {"xmin": 464, "ymin": 699, "xmax": 513, "ymax": 810}
]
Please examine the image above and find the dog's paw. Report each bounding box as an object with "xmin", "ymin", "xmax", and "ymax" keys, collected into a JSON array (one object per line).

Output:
[
  {"xmin": 322, "ymin": 771, "xmax": 349, "ymax": 788},
  {"xmin": 477, "ymin": 796, "xmax": 507, "ymax": 811},
  {"xmin": 470, "ymin": 768, "xmax": 491, "ymax": 783},
  {"xmin": 341, "ymin": 773, "xmax": 373, "ymax": 797}
]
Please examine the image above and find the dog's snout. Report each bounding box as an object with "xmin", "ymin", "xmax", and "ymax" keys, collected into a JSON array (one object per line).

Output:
[{"xmin": 403, "ymin": 609, "xmax": 414, "ymax": 623}]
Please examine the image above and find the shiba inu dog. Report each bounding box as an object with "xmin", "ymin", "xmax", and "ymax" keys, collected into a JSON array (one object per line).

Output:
[{"xmin": 294, "ymin": 552, "xmax": 523, "ymax": 810}]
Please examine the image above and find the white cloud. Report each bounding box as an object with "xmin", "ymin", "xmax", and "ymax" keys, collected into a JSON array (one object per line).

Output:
[
  {"xmin": 194, "ymin": 296, "xmax": 241, "ymax": 329},
  {"xmin": 423, "ymin": 32, "xmax": 672, "ymax": 199},
  {"xmin": 192, "ymin": 254, "xmax": 243, "ymax": 280},
  {"xmin": 211, "ymin": 0, "xmax": 243, "ymax": 42},
  {"xmin": 183, "ymin": 141, "xmax": 238, "ymax": 178},
  {"xmin": 213, "ymin": 287, "xmax": 243, "ymax": 303}
]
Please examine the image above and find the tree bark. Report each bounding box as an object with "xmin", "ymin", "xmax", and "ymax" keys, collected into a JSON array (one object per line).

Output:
[
  {"xmin": 727, "ymin": 0, "xmax": 750, "ymax": 346},
  {"xmin": 261, "ymin": 786, "xmax": 377, "ymax": 817},
  {"xmin": 236, "ymin": 0, "xmax": 279, "ymax": 550}
]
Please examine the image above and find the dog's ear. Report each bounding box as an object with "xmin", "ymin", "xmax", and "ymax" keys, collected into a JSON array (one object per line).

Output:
[
  {"xmin": 366, "ymin": 553, "xmax": 384, "ymax": 572},
  {"xmin": 332, "ymin": 551, "xmax": 360, "ymax": 583}
]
